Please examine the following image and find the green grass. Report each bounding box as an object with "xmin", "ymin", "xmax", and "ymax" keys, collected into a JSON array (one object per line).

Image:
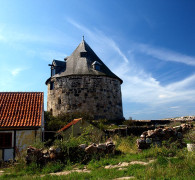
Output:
[{"xmin": 0, "ymin": 135, "xmax": 195, "ymax": 180}]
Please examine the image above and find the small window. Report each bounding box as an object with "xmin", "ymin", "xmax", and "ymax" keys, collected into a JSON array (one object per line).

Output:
[
  {"xmin": 92, "ymin": 61, "xmax": 101, "ymax": 71},
  {"xmin": 58, "ymin": 98, "xmax": 61, "ymax": 104},
  {"xmin": 95, "ymin": 64, "xmax": 100, "ymax": 71},
  {"xmin": 80, "ymin": 52, "xmax": 87, "ymax": 57},
  {"xmin": 50, "ymin": 108, "xmax": 53, "ymax": 115},
  {"xmin": 0, "ymin": 133, "xmax": 12, "ymax": 148},
  {"xmin": 51, "ymin": 68, "xmax": 56, "ymax": 76},
  {"xmin": 50, "ymin": 82, "xmax": 54, "ymax": 90}
]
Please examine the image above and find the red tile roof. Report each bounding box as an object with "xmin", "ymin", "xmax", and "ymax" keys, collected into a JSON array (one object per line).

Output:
[
  {"xmin": 58, "ymin": 118, "xmax": 82, "ymax": 133},
  {"xmin": 0, "ymin": 92, "xmax": 43, "ymax": 128}
]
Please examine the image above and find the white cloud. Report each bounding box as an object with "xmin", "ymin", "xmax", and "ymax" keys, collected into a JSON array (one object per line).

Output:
[
  {"xmin": 67, "ymin": 19, "xmax": 195, "ymax": 108},
  {"xmin": 170, "ymin": 106, "xmax": 179, "ymax": 109},
  {"xmin": 135, "ymin": 43, "xmax": 195, "ymax": 66},
  {"xmin": 11, "ymin": 68, "xmax": 22, "ymax": 76},
  {"xmin": 166, "ymin": 74, "xmax": 195, "ymax": 90},
  {"xmin": 67, "ymin": 18, "xmax": 129, "ymax": 63},
  {"xmin": 0, "ymin": 24, "xmax": 73, "ymax": 46},
  {"xmin": 10, "ymin": 68, "xmax": 27, "ymax": 76}
]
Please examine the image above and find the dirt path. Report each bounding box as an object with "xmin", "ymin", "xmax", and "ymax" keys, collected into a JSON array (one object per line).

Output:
[
  {"xmin": 48, "ymin": 159, "xmax": 154, "ymax": 178},
  {"xmin": 0, "ymin": 170, "xmax": 4, "ymax": 176},
  {"xmin": 113, "ymin": 177, "xmax": 135, "ymax": 180},
  {"xmin": 105, "ymin": 159, "xmax": 155, "ymax": 169},
  {"xmin": 48, "ymin": 168, "xmax": 91, "ymax": 176}
]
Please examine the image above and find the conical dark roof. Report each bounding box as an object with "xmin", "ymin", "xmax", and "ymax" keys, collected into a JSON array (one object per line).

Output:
[{"xmin": 49, "ymin": 40, "xmax": 122, "ymax": 83}]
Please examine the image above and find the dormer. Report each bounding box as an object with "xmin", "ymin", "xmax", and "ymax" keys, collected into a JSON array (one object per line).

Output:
[
  {"xmin": 49, "ymin": 59, "xmax": 66, "ymax": 77},
  {"xmin": 92, "ymin": 61, "xmax": 102, "ymax": 71}
]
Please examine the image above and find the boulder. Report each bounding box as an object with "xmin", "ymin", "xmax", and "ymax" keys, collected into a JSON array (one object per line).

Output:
[
  {"xmin": 85, "ymin": 144, "xmax": 98, "ymax": 154},
  {"xmin": 79, "ymin": 144, "xmax": 87, "ymax": 150}
]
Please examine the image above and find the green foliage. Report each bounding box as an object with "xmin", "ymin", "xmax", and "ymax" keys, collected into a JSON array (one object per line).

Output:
[
  {"xmin": 143, "ymin": 150, "xmax": 195, "ymax": 180},
  {"xmin": 123, "ymin": 120, "xmax": 135, "ymax": 126},
  {"xmin": 77, "ymin": 125, "xmax": 100, "ymax": 143},
  {"xmin": 1, "ymin": 161, "xmax": 65, "ymax": 179},
  {"xmin": 44, "ymin": 111, "xmax": 93, "ymax": 131},
  {"xmin": 54, "ymin": 126, "xmax": 98, "ymax": 163},
  {"xmin": 114, "ymin": 135, "xmax": 138, "ymax": 154},
  {"xmin": 91, "ymin": 119, "xmax": 108, "ymax": 130},
  {"xmin": 1, "ymin": 134, "xmax": 195, "ymax": 179},
  {"xmin": 31, "ymin": 140, "xmax": 46, "ymax": 149},
  {"xmin": 41, "ymin": 161, "xmax": 64, "ymax": 173},
  {"xmin": 184, "ymin": 129, "xmax": 195, "ymax": 143}
]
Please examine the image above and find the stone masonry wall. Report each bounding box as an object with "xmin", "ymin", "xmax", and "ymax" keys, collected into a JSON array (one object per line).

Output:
[{"xmin": 47, "ymin": 75, "xmax": 123, "ymax": 120}]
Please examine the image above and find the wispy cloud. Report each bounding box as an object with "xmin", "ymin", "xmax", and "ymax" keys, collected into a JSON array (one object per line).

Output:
[
  {"xmin": 135, "ymin": 43, "xmax": 195, "ymax": 66},
  {"xmin": 10, "ymin": 67, "xmax": 28, "ymax": 76},
  {"xmin": 0, "ymin": 24, "xmax": 73, "ymax": 46},
  {"xmin": 170, "ymin": 106, "xmax": 179, "ymax": 109},
  {"xmin": 166, "ymin": 73, "xmax": 195, "ymax": 90},
  {"xmin": 67, "ymin": 18, "xmax": 129, "ymax": 63},
  {"xmin": 67, "ymin": 19, "xmax": 195, "ymax": 118},
  {"xmin": 11, "ymin": 68, "xmax": 23, "ymax": 76}
]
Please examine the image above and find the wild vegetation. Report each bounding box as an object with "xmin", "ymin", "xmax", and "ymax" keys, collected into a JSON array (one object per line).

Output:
[
  {"xmin": 44, "ymin": 111, "xmax": 94, "ymax": 131},
  {"xmin": 0, "ymin": 122, "xmax": 194, "ymax": 180}
]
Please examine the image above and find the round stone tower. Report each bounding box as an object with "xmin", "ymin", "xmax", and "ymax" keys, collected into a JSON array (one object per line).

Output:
[{"xmin": 46, "ymin": 39, "xmax": 123, "ymax": 121}]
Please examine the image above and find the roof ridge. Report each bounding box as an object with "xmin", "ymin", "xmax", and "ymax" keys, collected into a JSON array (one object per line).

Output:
[{"xmin": 57, "ymin": 118, "xmax": 82, "ymax": 133}]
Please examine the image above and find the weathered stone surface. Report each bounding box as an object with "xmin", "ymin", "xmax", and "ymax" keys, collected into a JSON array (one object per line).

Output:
[
  {"xmin": 85, "ymin": 144, "xmax": 98, "ymax": 154},
  {"xmin": 47, "ymin": 76, "xmax": 123, "ymax": 121},
  {"xmin": 79, "ymin": 144, "xmax": 87, "ymax": 150},
  {"xmin": 137, "ymin": 123, "xmax": 193, "ymax": 150}
]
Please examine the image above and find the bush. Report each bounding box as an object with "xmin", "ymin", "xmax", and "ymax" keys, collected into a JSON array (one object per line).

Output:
[
  {"xmin": 184, "ymin": 129, "xmax": 195, "ymax": 144},
  {"xmin": 115, "ymin": 135, "xmax": 138, "ymax": 154}
]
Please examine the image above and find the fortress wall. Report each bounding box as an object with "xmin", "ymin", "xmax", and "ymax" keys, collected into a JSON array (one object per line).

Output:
[{"xmin": 47, "ymin": 75, "xmax": 123, "ymax": 120}]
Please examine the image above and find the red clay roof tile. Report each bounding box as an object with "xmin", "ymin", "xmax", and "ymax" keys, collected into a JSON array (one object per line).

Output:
[
  {"xmin": 57, "ymin": 118, "xmax": 82, "ymax": 133},
  {"xmin": 0, "ymin": 92, "xmax": 43, "ymax": 128}
]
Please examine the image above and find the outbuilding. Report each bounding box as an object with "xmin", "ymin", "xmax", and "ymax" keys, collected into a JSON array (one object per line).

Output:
[
  {"xmin": 0, "ymin": 92, "xmax": 44, "ymax": 161},
  {"xmin": 57, "ymin": 118, "xmax": 105, "ymax": 141}
]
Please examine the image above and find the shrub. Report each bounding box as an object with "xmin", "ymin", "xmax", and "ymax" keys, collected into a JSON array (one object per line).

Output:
[
  {"xmin": 115, "ymin": 135, "xmax": 137, "ymax": 154},
  {"xmin": 184, "ymin": 130, "xmax": 195, "ymax": 144}
]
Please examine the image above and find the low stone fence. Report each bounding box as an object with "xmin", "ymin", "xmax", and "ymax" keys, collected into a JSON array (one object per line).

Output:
[
  {"xmin": 26, "ymin": 139, "xmax": 115, "ymax": 165},
  {"xmin": 136, "ymin": 123, "xmax": 193, "ymax": 150}
]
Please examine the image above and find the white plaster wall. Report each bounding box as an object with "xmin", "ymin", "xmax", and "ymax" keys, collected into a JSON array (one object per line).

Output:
[{"xmin": 16, "ymin": 129, "xmax": 42, "ymax": 154}]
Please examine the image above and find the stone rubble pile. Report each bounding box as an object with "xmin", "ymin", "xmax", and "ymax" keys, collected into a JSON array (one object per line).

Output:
[
  {"xmin": 26, "ymin": 139, "xmax": 115, "ymax": 164},
  {"xmin": 137, "ymin": 123, "xmax": 193, "ymax": 150},
  {"xmin": 79, "ymin": 139, "xmax": 115, "ymax": 154},
  {"xmin": 26, "ymin": 146, "xmax": 63, "ymax": 164}
]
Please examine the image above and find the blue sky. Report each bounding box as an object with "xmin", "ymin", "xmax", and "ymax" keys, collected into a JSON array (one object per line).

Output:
[{"xmin": 0, "ymin": 0, "xmax": 195, "ymax": 120}]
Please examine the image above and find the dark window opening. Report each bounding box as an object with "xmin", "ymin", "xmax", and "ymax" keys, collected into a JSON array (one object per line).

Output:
[
  {"xmin": 51, "ymin": 68, "xmax": 56, "ymax": 76},
  {"xmin": 50, "ymin": 108, "xmax": 53, "ymax": 115},
  {"xmin": 0, "ymin": 133, "xmax": 12, "ymax": 148},
  {"xmin": 80, "ymin": 52, "xmax": 87, "ymax": 57},
  {"xmin": 92, "ymin": 61, "xmax": 101, "ymax": 71},
  {"xmin": 50, "ymin": 82, "xmax": 54, "ymax": 90},
  {"xmin": 95, "ymin": 64, "xmax": 100, "ymax": 71},
  {"xmin": 58, "ymin": 98, "xmax": 61, "ymax": 104}
]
